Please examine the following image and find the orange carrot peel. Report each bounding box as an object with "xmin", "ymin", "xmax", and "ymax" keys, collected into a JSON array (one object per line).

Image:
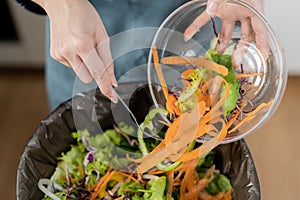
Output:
[{"xmin": 133, "ymin": 47, "xmax": 273, "ymax": 174}]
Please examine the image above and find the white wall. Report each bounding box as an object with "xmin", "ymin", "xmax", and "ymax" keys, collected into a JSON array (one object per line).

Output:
[
  {"xmin": 0, "ymin": 0, "xmax": 45, "ymax": 68},
  {"xmin": 264, "ymin": 1, "xmax": 300, "ymax": 75},
  {"xmin": 2, "ymin": 1, "xmax": 299, "ymax": 74}
]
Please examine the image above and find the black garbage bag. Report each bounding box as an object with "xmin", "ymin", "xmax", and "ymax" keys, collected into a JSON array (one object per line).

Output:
[{"xmin": 16, "ymin": 82, "xmax": 260, "ymax": 200}]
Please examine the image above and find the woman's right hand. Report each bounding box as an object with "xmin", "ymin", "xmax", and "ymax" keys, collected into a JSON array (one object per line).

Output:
[{"xmin": 33, "ymin": 0, "xmax": 118, "ymax": 103}]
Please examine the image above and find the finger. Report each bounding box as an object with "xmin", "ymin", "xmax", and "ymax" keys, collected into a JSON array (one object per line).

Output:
[
  {"xmin": 49, "ymin": 23, "xmax": 68, "ymax": 65},
  {"xmin": 49, "ymin": 39, "xmax": 70, "ymax": 67},
  {"xmin": 215, "ymin": 19, "xmax": 235, "ymax": 54},
  {"xmin": 251, "ymin": 15, "xmax": 270, "ymax": 60},
  {"xmin": 53, "ymin": 53, "xmax": 70, "ymax": 68},
  {"xmin": 59, "ymin": 43, "xmax": 93, "ymax": 82},
  {"xmin": 97, "ymin": 68, "xmax": 118, "ymax": 104},
  {"xmin": 50, "ymin": 46, "xmax": 71, "ymax": 67},
  {"xmin": 59, "ymin": 60, "xmax": 71, "ymax": 68},
  {"xmin": 184, "ymin": 11, "xmax": 211, "ymax": 41},
  {"xmin": 81, "ymin": 48, "xmax": 118, "ymax": 103},
  {"xmin": 232, "ymin": 18, "xmax": 255, "ymax": 67},
  {"xmin": 96, "ymin": 39, "xmax": 118, "ymax": 87},
  {"xmin": 207, "ymin": 0, "xmax": 227, "ymax": 16},
  {"xmin": 67, "ymin": 54, "xmax": 94, "ymax": 83},
  {"xmin": 94, "ymin": 21, "xmax": 118, "ymax": 87},
  {"xmin": 240, "ymin": 18, "xmax": 255, "ymax": 43}
]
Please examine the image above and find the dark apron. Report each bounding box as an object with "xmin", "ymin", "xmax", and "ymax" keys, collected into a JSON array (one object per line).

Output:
[
  {"xmin": 91, "ymin": 0, "xmax": 189, "ymax": 79},
  {"xmin": 46, "ymin": 0, "xmax": 189, "ymax": 110}
]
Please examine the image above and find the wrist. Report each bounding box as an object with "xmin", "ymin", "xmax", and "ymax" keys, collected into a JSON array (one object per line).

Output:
[{"xmin": 32, "ymin": 0, "xmax": 72, "ymax": 11}]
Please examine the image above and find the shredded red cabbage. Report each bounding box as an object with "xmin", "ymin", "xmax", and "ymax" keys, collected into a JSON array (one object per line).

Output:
[
  {"xmin": 210, "ymin": 17, "xmax": 220, "ymax": 44},
  {"xmin": 234, "ymin": 64, "xmax": 257, "ymax": 118},
  {"xmin": 80, "ymin": 135, "xmax": 99, "ymax": 186}
]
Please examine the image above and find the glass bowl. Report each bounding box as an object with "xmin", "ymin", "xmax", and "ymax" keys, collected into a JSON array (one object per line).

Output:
[{"xmin": 147, "ymin": 0, "xmax": 287, "ymax": 144}]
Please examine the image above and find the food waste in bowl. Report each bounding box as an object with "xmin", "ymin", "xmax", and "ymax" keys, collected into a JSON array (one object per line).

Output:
[{"xmin": 147, "ymin": 0, "xmax": 287, "ymax": 144}]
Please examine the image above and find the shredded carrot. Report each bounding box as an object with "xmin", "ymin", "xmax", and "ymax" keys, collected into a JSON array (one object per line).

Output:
[
  {"xmin": 175, "ymin": 120, "xmax": 227, "ymax": 163},
  {"xmin": 158, "ymin": 119, "xmax": 171, "ymax": 127},
  {"xmin": 199, "ymin": 190, "xmax": 233, "ymax": 200},
  {"xmin": 161, "ymin": 56, "xmax": 228, "ymax": 76},
  {"xmin": 166, "ymin": 171, "xmax": 174, "ymax": 200},
  {"xmin": 135, "ymin": 106, "xmax": 201, "ymax": 173},
  {"xmin": 124, "ymin": 173, "xmax": 140, "ymax": 184},
  {"xmin": 197, "ymin": 56, "xmax": 228, "ymax": 76},
  {"xmin": 90, "ymin": 170, "xmax": 136, "ymax": 200},
  {"xmin": 226, "ymin": 110, "xmax": 241, "ymax": 129},
  {"xmin": 147, "ymin": 168, "xmax": 166, "ymax": 175},
  {"xmin": 180, "ymin": 68, "xmax": 195, "ymax": 89},
  {"xmin": 147, "ymin": 102, "xmax": 201, "ymax": 155},
  {"xmin": 197, "ymin": 85, "xmax": 212, "ymax": 108},
  {"xmin": 179, "ymin": 159, "xmax": 198, "ymax": 200},
  {"xmin": 181, "ymin": 68, "xmax": 195, "ymax": 79},
  {"xmin": 223, "ymin": 190, "xmax": 233, "ymax": 200},
  {"xmin": 166, "ymin": 94, "xmax": 181, "ymax": 116},
  {"xmin": 195, "ymin": 77, "xmax": 229, "ymax": 131},
  {"xmin": 177, "ymin": 159, "xmax": 216, "ymax": 200},
  {"xmin": 235, "ymin": 73, "xmax": 263, "ymax": 79},
  {"xmin": 134, "ymin": 57, "xmax": 231, "ymax": 172},
  {"xmin": 90, "ymin": 169, "xmax": 112, "ymax": 200},
  {"xmin": 229, "ymin": 99, "xmax": 273, "ymax": 133},
  {"xmin": 77, "ymin": 165, "xmax": 84, "ymax": 177},
  {"xmin": 152, "ymin": 46, "xmax": 170, "ymax": 103},
  {"xmin": 161, "ymin": 56, "xmax": 194, "ymax": 65}
]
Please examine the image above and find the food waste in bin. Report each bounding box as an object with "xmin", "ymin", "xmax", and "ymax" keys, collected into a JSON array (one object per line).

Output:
[
  {"xmin": 17, "ymin": 80, "xmax": 260, "ymax": 200},
  {"xmin": 22, "ymin": 47, "xmax": 265, "ymax": 200},
  {"xmin": 38, "ymin": 126, "xmax": 233, "ymax": 200}
]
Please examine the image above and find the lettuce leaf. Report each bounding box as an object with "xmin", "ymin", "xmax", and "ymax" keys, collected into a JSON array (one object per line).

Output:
[
  {"xmin": 205, "ymin": 173, "xmax": 232, "ymax": 195},
  {"xmin": 142, "ymin": 176, "xmax": 167, "ymax": 200},
  {"xmin": 206, "ymin": 49, "xmax": 240, "ymax": 116}
]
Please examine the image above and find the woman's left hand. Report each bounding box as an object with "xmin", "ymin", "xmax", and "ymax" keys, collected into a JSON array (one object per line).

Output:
[{"xmin": 184, "ymin": 0, "xmax": 269, "ymax": 64}]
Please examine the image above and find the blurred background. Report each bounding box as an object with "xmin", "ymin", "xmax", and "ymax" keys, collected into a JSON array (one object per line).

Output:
[{"xmin": 0, "ymin": 0, "xmax": 299, "ymax": 199}]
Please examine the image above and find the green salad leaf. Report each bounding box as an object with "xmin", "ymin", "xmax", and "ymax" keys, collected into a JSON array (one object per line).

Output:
[
  {"xmin": 206, "ymin": 49, "xmax": 240, "ymax": 116},
  {"xmin": 118, "ymin": 180, "xmax": 144, "ymax": 199},
  {"xmin": 205, "ymin": 173, "xmax": 232, "ymax": 195},
  {"xmin": 142, "ymin": 176, "xmax": 167, "ymax": 200}
]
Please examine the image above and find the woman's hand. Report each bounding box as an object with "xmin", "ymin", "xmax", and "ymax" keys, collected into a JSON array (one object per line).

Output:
[
  {"xmin": 33, "ymin": 0, "xmax": 118, "ymax": 102},
  {"xmin": 184, "ymin": 0, "xmax": 269, "ymax": 64}
]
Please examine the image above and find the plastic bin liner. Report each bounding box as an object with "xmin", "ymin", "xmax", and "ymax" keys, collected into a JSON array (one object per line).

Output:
[{"xmin": 16, "ymin": 82, "xmax": 260, "ymax": 200}]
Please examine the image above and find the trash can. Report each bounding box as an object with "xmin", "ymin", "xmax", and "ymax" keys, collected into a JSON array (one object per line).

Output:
[{"xmin": 16, "ymin": 82, "xmax": 260, "ymax": 200}]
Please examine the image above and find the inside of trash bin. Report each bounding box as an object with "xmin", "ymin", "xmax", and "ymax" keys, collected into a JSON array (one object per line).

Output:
[{"xmin": 16, "ymin": 82, "xmax": 260, "ymax": 200}]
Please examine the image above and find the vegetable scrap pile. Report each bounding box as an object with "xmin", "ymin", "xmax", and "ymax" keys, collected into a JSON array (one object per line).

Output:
[
  {"xmin": 133, "ymin": 47, "xmax": 272, "ymax": 173},
  {"xmin": 39, "ymin": 126, "xmax": 232, "ymax": 200},
  {"xmin": 38, "ymin": 47, "xmax": 272, "ymax": 200}
]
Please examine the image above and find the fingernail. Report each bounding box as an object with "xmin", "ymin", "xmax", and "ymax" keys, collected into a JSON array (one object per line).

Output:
[
  {"xmin": 112, "ymin": 79, "xmax": 118, "ymax": 88},
  {"xmin": 232, "ymin": 50, "xmax": 243, "ymax": 67},
  {"xmin": 183, "ymin": 34, "xmax": 190, "ymax": 42},
  {"xmin": 184, "ymin": 30, "xmax": 196, "ymax": 42},
  {"xmin": 206, "ymin": 2, "xmax": 218, "ymax": 16},
  {"xmin": 216, "ymin": 42, "xmax": 226, "ymax": 54},
  {"xmin": 111, "ymin": 92, "xmax": 118, "ymax": 104}
]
